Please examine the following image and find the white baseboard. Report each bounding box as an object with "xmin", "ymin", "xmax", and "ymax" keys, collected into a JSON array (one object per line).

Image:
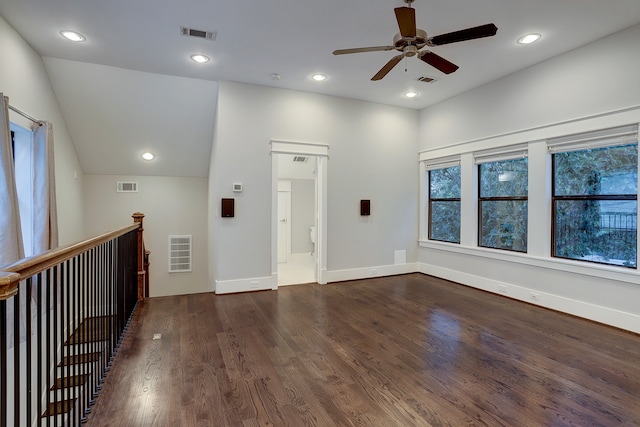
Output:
[
  {"xmin": 327, "ymin": 262, "xmax": 418, "ymax": 283},
  {"xmin": 418, "ymin": 262, "xmax": 640, "ymax": 334},
  {"xmin": 215, "ymin": 275, "xmax": 273, "ymax": 294}
]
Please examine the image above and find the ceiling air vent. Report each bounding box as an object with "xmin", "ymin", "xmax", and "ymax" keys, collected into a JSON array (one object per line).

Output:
[
  {"xmin": 117, "ymin": 181, "xmax": 138, "ymax": 193},
  {"xmin": 169, "ymin": 235, "xmax": 192, "ymax": 273},
  {"xmin": 293, "ymin": 156, "xmax": 307, "ymax": 162},
  {"xmin": 180, "ymin": 26, "xmax": 216, "ymax": 40},
  {"xmin": 418, "ymin": 76, "xmax": 437, "ymax": 83}
]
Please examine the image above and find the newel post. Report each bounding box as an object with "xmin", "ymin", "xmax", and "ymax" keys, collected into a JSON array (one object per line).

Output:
[{"xmin": 132, "ymin": 212, "xmax": 146, "ymax": 301}]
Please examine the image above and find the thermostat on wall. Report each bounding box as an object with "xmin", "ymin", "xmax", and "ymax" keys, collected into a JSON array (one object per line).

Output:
[{"xmin": 233, "ymin": 183, "xmax": 243, "ymax": 192}]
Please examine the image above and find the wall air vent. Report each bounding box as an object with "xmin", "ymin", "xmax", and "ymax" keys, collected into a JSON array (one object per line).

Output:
[
  {"xmin": 293, "ymin": 156, "xmax": 307, "ymax": 162},
  {"xmin": 417, "ymin": 76, "xmax": 437, "ymax": 83},
  {"xmin": 169, "ymin": 235, "xmax": 192, "ymax": 273},
  {"xmin": 180, "ymin": 26, "xmax": 216, "ymax": 40},
  {"xmin": 116, "ymin": 181, "xmax": 138, "ymax": 193}
]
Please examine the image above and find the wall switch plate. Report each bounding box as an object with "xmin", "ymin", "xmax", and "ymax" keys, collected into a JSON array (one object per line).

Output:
[{"xmin": 233, "ymin": 183, "xmax": 243, "ymax": 192}]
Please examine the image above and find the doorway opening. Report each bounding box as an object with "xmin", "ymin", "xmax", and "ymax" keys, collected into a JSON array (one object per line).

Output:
[{"xmin": 271, "ymin": 140, "xmax": 328, "ymax": 287}]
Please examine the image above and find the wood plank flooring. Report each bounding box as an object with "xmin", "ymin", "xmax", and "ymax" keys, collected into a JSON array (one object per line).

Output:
[{"xmin": 84, "ymin": 273, "xmax": 640, "ymax": 426}]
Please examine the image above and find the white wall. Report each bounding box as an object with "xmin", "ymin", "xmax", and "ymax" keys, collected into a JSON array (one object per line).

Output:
[
  {"xmin": 290, "ymin": 179, "xmax": 315, "ymax": 254},
  {"xmin": 0, "ymin": 15, "xmax": 83, "ymax": 245},
  {"xmin": 84, "ymin": 175, "xmax": 210, "ymax": 297},
  {"xmin": 417, "ymin": 24, "xmax": 640, "ymax": 333},
  {"xmin": 210, "ymin": 81, "xmax": 419, "ymax": 291}
]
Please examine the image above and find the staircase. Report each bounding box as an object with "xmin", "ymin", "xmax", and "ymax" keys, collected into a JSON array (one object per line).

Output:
[{"xmin": 42, "ymin": 316, "xmax": 115, "ymax": 425}]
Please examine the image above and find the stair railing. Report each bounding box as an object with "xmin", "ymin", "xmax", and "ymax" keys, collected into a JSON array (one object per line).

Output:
[{"xmin": 0, "ymin": 212, "xmax": 147, "ymax": 426}]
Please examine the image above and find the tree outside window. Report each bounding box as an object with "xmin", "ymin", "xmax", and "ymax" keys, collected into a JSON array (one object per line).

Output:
[
  {"xmin": 478, "ymin": 158, "xmax": 528, "ymax": 252},
  {"xmin": 552, "ymin": 144, "xmax": 637, "ymax": 267},
  {"xmin": 428, "ymin": 165, "xmax": 461, "ymax": 243}
]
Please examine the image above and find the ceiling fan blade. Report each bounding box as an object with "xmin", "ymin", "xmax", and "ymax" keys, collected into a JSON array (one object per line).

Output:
[
  {"xmin": 419, "ymin": 51, "xmax": 459, "ymax": 74},
  {"xmin": 333, "ymin": 46, "xmax": 395, "ymax": 55},
  {"xmin": 394, "ymin": 7, "xmax": 416, "ymax": 38},
  {"xmin": 371, "ymin": 54, "xmax": 404, "ymax": 81},
  {"xmin": 429, "ymin": 23, "xmax": 498, "ymax": 46}
]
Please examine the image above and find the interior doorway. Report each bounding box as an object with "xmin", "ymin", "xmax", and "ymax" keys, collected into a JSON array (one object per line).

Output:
[
  {"xmin": 271, "ymin": 140, "xmax": 328, "ymax": 287},
  {"xmin": 277, "ymin": 157, "xmax": 316, "ymax": 285}
]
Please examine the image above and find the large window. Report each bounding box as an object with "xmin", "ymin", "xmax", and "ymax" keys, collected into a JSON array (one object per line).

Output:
[
  {"xmin": 552, "ymin": 143, "xmax": 637, "ymax": 268},
  {"xmin": 478, "ymin": 157, "xmax": 528, "ymax": 252},
  {"xmin": 428, "ymin": 165, "xmax": 461, "ymax": 243}
]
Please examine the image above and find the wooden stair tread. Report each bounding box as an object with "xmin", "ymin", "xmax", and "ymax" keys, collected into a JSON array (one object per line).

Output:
[
  {"xmin": 58, "ymin": 352, "xmax": 101, "ymax": 366},
  {"xmin": 51, "ymin": 374, "xmax": 89, "ymax": 390},
  {"xmin": 42, "ymin": 399, "xmax": 75, "ymax": 417},
  {"xmin": 65, "ymin": 316, "xmax": 115, "ymax": 345}
]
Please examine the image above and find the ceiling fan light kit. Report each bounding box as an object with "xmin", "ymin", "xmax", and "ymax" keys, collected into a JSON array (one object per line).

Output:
[{"xmin": 333, "ymin": 0, "xmax": 498, "ymax": 81}]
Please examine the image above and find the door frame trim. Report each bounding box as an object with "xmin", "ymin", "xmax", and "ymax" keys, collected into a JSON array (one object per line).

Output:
[{"xmin": 270, "ymin": 140, "xmax": 329, "ymax": 288}]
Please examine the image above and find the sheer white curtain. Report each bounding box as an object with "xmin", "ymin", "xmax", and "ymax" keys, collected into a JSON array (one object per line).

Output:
[
  {"xmin": 0, "ymin": 94, "xmax": 24, "ymax": 267},
  {"xmin": 32, "ymin": 122, "xmax": 58, "ymax": 254},
  {"xmin": 1, "ymin": 95, "xmax": 25, "ymax": 351}
]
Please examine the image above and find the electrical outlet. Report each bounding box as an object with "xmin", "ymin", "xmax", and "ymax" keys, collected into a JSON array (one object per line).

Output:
[
  {"xmin": 498, "ymin": 285, "xmax": 508, "ymax": 294},
  {"xmin": 250, "ymin": 280, "xmax": 260, "ymax": 288},
  {"xmin": 530, "ymin": 292, "xmax": 540, "ymax": 302}
]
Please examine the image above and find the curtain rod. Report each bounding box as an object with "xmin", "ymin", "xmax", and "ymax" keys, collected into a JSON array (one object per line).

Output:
[{"xmin": 8, "ymin": 104, "xmax": 42, "ymax": 125}]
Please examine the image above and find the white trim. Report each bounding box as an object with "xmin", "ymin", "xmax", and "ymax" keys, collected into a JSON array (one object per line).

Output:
[
  {"xmin": 474, "ymin": 144, "xmax": 528, "ymax": 164},
  {"xmin": 417, "ymin": 262, "xmax": 640, "ymax": 334},
  {"xmin": 547, "ymin": 123, "xmax": 638, "ymax": 153},
  {"xmin": 419, "ymin": 239, "xmax": 638, "ymax": 284},
  {"xmin": 422, "ymin": 157, "xmax": 461, "ymax": 170},
  {"xmin": 270, "ymin": 140, "xmax": 329, "ymax": 157},
  {"xmin": 327, "ymin": 262, "xmax": 418, "ymax": 283},
  {"xmin": 216, "ymin": 275, "xmax": 273, "ymax": 294},
  {"xmin": 419, "ymin": 105, "xmax": 640, "ymax": 160},
  {"xmin": 271, "ymin": 141, "xmax": 328, "ymax": 287}
]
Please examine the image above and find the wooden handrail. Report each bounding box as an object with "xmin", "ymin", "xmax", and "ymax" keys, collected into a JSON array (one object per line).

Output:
[{"xmin": 0, "ymin": 214, "xmax": 144, "ymax": 301}]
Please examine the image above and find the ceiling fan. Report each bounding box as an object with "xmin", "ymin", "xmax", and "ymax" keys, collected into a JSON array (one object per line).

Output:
[{"xmin": 333, "ymin": 0, "xmax": 498, "ymax": 81}]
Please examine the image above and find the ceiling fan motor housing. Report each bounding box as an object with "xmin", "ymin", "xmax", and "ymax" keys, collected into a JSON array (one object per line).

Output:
[{"xmin": 393, "ymin": 29, "xmax": 428, "ymax": 52}]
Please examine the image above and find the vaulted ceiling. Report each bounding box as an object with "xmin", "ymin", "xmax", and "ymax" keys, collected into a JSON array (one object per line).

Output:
[{"xmin": 1, "ymin": 0, "xmax": 640, "ymax": 177}]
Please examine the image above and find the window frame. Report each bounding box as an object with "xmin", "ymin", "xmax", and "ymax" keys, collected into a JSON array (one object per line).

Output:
[
  {"xmin": 550, "ymin": 143, "xmax": 638, "ymax": 268},
  {"xmin": 427, "ymin": 165, "xmax": 461, "ymax": 244},
  {"xmin": 477, "ymin": 156, "xmax": 529, "ymax": 253}
]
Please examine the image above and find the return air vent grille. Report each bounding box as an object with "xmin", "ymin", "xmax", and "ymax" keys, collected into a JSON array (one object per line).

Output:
[
  {"xmin": 180, "ymin": 26, "xmax": 216, "ymax": 40},
  {"xmin": 169, "ymin": 235, "xmax": 192, "ymax": 273},
  {"xmin": 293, "ymin": 156, "xmax": 307, "ymax": 162},
  {"xmin": 116, "ymin": 181, "xmax": 138, "ymax": 193},
  {"xmin": 417, "ymin": 76, "xmax": 437, "ymax": 83}
]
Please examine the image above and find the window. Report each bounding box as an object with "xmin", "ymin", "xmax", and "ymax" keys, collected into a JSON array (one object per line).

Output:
[
  {"xmin": 478, "ymin": 155, "xmax": 528, "ymax": 252},
  {"xmin": 428, "ymin": 165, "xmax": 461, "ymax": 243},
  {"xmin": 552, "ymin": 134, "xmax": 637, "ymax": 267},
  {"xmin": 10, "ymin": 123, "xmax": 35, "ymax": 256}
]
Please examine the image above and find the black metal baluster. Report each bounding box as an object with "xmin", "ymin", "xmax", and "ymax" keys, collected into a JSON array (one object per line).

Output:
[
  {"xmin": 37, "ymin": 273, "xmax": 43, "ymax": 426},
  {"xmin": 66, "ymin": 256, "xmax": 75, "ymax": 425},
  {"xmin": 14, "ymin": 284, "xmax": 21, "ymax": 426},
  {"xmin": 60, "ymin": 261, "xmax": 67, "ymax": 426},
  {"xmin": 45, "ymin": 268, "xmax": 51, "ymax": 427},
  {"xmin": 1, "ymin": 298, "xmax": 7, "ymax": 427},
  {"xmin": 26, "ymin": 277, "xmax": 33, "ymax": 426}
]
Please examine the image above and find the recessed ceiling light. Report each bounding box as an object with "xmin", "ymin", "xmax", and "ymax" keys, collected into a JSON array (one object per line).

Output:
[
  {"xmin": 190, "ymin": 54, "xmax": 210, "ymax": 63},
  {"xmin": 270, "ymin": 73, "xmax": 281, "ymax": 80},
  {"xmin": 404, "ymin": 91, "xmax": 419, "ymax": 98},
  {"xmin": 311, "ymin": 73, "xmax": 327, "ymax": 82},
  {"xmin": 141, "ymin": 152, "xmax": 155, "ymax": 161},
  {"xmin": 517, "ymin": 33, "xmax": 541, "ymax": 45},
  {"xmin": 60, "ymin": 30, "xmax": 86, "ymax": 42}
]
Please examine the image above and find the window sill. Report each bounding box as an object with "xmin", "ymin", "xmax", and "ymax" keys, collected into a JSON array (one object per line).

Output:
[{"xmin": 418, "ymin": 239, "xmax": 638, "ymax": 284}]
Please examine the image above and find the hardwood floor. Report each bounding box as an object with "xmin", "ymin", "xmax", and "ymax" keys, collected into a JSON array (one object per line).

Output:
[{"xmin": 85, "ymin": 273, "xmax": 640, "ymax": 426}]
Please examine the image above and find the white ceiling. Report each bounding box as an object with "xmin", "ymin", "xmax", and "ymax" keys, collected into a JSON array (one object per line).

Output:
[{"xmin": 1, "ymin": 0, "xmax": 640, "ymax": 177}]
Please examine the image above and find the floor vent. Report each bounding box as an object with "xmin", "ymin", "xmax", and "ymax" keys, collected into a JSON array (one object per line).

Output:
[
  {"xmin": 116, "ymin": 181, "xmax": 138, "ymax": 192},
  {"xmin": 169, "ymin": 235, "xmax": 192, "ymax": 273},
  {"xmin": 180, "ymin": 26, "xmax": 216, "ymax": 40}
]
